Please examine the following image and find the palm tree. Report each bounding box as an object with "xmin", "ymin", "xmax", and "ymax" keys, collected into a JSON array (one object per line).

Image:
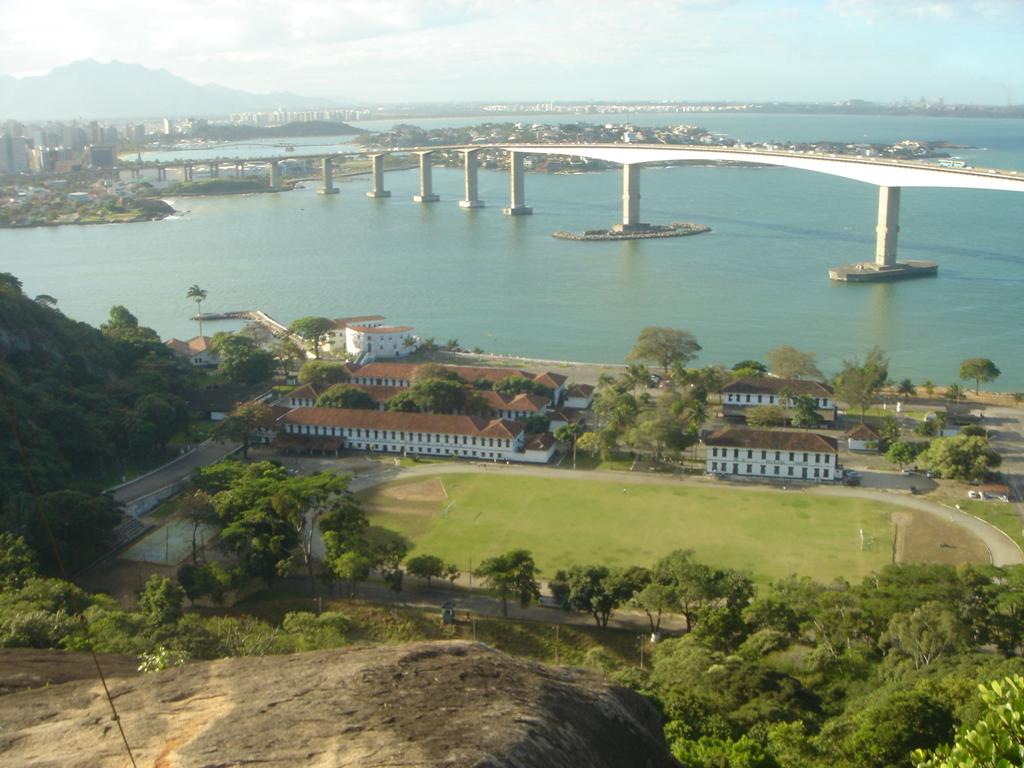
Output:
[
  {"xmin": 186, "ymin": 284, "xmax": 208, "ymax": 336},
  {"xmin": 554, "ymin": 422, "xmax": 583, "ymax": 469}
]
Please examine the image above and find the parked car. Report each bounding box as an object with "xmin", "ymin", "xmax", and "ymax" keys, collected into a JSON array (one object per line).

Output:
[{"xmin": 968, "ymin": 490, "xmax": 984, "ymax": 500}]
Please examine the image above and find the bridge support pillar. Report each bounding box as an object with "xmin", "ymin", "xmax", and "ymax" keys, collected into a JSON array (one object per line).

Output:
[
  {"xmin": 613, "ymin": 163, "xmax": 648, "ymax": 232},
  {"xmin": 269, "ymin": 160, "xmax": 280, "ymax": 190},
  {"xmin": 875, "ymin": 186, "xmax": 901, "ymax": 267},
  {"xmin": 235, "ymin": 163, "xmax": 243, "ymax": 177},
  {"xmin": 413, "ymin": 152, "xmax": 439, "ymax": 202},
  {"xmin": 156, "ymin": 167, "xmax": 165, "ymax": 181},
  {"xmin": 459, "ymin": 149, "xmax": 485, "ymax": 208},
  {"xmin": 366, "ymin": 154, "xmax": 391, "ymax": 197},
  {"xmin": 183, "ymin": 164, "xmax": 193, "ymax": 182},
  {"xmin": 504, "ymin": 151, "xmax": 532, "ymax": 215},
  {"xmin": 319, "ymin": 157, "xmax": 339, "ymax": 194},
  {"xmin": 210, "ymin": 162, "xmax": 219, "ymax": 177}
]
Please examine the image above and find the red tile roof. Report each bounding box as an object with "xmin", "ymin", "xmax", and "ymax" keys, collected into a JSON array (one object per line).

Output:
[
  {"xmin": 525, "ymin": 433, "xmax": 556, "ymax": 451},
  {"xmin": 480, "ymin": 390, "xmax": 549, "ymax": 413},
  {"xmin": 283, "ymin": 407, "xmax": 524, "ymax": 439},
  {"xmin": 845, "ymin": 423, "xmax": 881, "ymax": 440},
  {"xmin": 164, "ymin": 335, "xmax": 212, "ymax": 357},
  {"xmin": 352, "ymin": 361, "xmax": 566, "ymax": 390},
  {"xmin": 332, "ymin": 315, "xmax": 385, "ymax": 329},
  {"xmin": 722, "ymin": 377, "xmax": 833, "ymax": 397},
  {"xmin": 567, "ymin": 383, "xmax": 595, "ymax": 398},
  {"xmin": 348, "ymin": 325, "xmax": 414, "ymax": 334},
  {"xmin": 705, "ymin": 428, "xmax": 838, "ymax": 453},
  {"xmin": 532, "ymin": 371, "xmax": 568, "ymax": 389},
  {"xmin": 287, "ymin": 383, "xmax": 325, "ymax": 402}
]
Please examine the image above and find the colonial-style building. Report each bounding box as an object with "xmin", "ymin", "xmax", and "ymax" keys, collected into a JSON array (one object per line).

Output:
[
  {"xmin": 348, "ymin": 362, "xmax": 568, "ymax": 405},
  {"xmin": 846, "ymin": 423, "xmax": 882, "ymax": 452},
  {"xmin": 279, "ymin": 407, "xmax": 554, "ymax": 462},
  {"xmin": 721, "ymin": 377, "xmax": 836, "ymax": 424},
  {"xmin": 564, "ymin": 383, "xmax": 595, "ymax": 410},
  {"xmin": 479, "ymin": 390, "xmax": 550, "ymax": 420},
  {"xmin": 164, "ymin": 335, "xmax": 219, "ymax": 367},
  {"xmin": 705, "ymin": 428, "xmax": 839, "ymax": 482},
  {"xmin": 323, "ymin": 316, "xmax": 417, "ymax": 362}
]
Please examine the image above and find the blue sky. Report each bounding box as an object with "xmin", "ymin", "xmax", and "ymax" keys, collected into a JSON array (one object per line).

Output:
[{"xmin": 1, "ymin": 0, "xmax": 1021, "ymax": 104}]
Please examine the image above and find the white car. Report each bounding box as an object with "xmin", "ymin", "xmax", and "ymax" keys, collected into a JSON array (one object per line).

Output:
[{"xmin": 967, "ymin": 490, "xmax": 984, "ymax": 500}]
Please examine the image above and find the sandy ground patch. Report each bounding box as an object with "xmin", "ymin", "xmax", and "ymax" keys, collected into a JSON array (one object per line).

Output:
[
  {"xmin": 896, "ymin": 508, "xmax": 990, "ymax": 566},
  {"xmin": 378, "ymin": 477, "xmax": 447, "ymax": 503}
]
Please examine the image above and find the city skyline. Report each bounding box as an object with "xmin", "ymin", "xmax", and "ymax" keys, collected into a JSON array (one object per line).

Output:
[{"xmin": 1, "ymin": 0, "xmax": 1022, "ymax": 106}]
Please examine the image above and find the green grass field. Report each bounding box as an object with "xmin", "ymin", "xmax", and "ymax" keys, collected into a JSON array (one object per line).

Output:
[{"xmin": 361, "ymin": 474, "xmax": 900, "ymax": 583}]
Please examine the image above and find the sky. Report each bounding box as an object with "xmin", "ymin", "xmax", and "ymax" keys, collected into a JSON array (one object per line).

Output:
[{"xmin": 1, "ymin": 0, "xmax": 1022, "ymax": 104}]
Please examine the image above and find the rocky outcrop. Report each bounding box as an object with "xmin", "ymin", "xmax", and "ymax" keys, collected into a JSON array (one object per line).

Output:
[{"xmin": 0, "ymin": 641, "xmax": 679, "ymax": 767}]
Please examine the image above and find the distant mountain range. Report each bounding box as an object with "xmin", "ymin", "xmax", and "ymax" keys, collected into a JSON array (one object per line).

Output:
[{"xmin": 0, "ymin": 60, "xmax": 341, "ymax": 120}]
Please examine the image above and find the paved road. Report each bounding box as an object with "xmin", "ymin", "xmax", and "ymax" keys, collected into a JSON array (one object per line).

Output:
[{"xmin": 109, "ymin": 439, "xmax": 241, "ymax": 505}]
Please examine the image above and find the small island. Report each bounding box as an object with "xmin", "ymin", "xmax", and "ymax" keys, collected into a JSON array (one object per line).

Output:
[
  {"xmin": 553, "ymin": 222, "xmax": 711, "ymax": 241},
  {"xmin": 0, "ymin": 179, "xmax": 176, "ymax": 228}
]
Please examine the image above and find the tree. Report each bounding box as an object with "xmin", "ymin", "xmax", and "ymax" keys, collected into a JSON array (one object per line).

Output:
[
  {"xmin": 330, "ymin": 550, "xmax": 372, "ymax": 598},
  {"xmin": 959, "ymin": 358, "xmax": 1001, "ymax": 395},
  {"xmin": 386, "ymin": 391, "xmax": 421, "ymax": 412},
  {"xmin": 790, "ymin": 396, "xmax": 824, "ymax": 429},
  {"xmin": 882, "ymin": 601, "xmax": 964, "ymax": 671},
  {"xmin": 634, "ymin": 582, "xmax": 677, "ymax": 635},
  {"xmin": 559, "ymin": 565, "xmax": 635, "ymax": 627},
  {"xmin": 297, "ymin": 360, "xmax": 349, "ymax": 387},
  {"xmin": 411, "ymin": 363, "xmax": 462, "ymax": 383},
  {"xmin": 210, "ymin": 332, "xmax": 275, "ymax": 384},
  {"xmin": 576, "ymin": 431, "xmax": 604, "ymax": 459},
  {"xmin": 898, "ymin": 378, "xmax": 917, "ymax": 397},
  {"xmin": 765, "ymin": 346, "xmax": 823, "ymax": 380},
  {"xmin": 732, "ymin": 359, "xmax": 767, "ymax": 375},
  {"xmin": 177, "ymin": 490, "xmax": 217, "ymax": 564},
  {"xmin": 138, "ymin": 575, "xmax": 185, "ymax": 628},
  {"xmin": 407, "ymin": 378, "xmax": 469, "ymax": 414},
  {"xmin": 554, "ymin": 423, "xmax": 584, "ymax": 469},
  {"xmin": 34, "ymin": 294, "xmax": 58, "ymax": 309},
  {"xmin": 919, "ymin": 435, "xmax": 1001, "ymax": 482},
  {"xmin": 0, "ymin": 272, "xmax": 23, "ymax": 294},
  {"xmin": 493, "ymin": 375, "xmax": 551, "ymax": 398},
  {"xmin": 0, "ymin": 533, "xmax": 37, "ymax": 590},
  {"xmin": 834, "ymin": 348, "xmax": 890, "ymax": 422},
  {"xmin": 913, "ymin": 675, "xmax": 1024, "ymax": 768},
  {"xmin": 923, "ymin": 380, "xmax": 935, "ymax": 396},
  {"xmin": 945, "ymin": 383, "xmax": 964, "ymax": 404},
  {"xmin": 362, "ymin": 527, "xmax": 410, "ymax": 592},
  {"xmin": 652, "ymin": 550, "xmax": 753, "ymax": 634},
  {"xmin": 1, "ymin": 490, "xmax": 121, "ymax": 575},
  {"xmin": 186, "ymin": 284, "xmax": 208, "ymax": 336},
  {"xmin": 475, "ymin": 550, "xmax": 541, "ymax": 617},
  {"xmin": 213, "ymin": 401, "xmax": 277, "ymax": 459},
  {"xmin": 271, "ymin": 336, "xmax": 306, "ymax": 377},
  {"xmin": 746, "ymin": 405, "xmax": 785, "ymax": 429},
  {"xmin": 879, "ymin": 413, "xmax": 902, "ymax": 446},
  {"xmin": 315, "ymin": 384, "xmax": 376, "ymax": 410},
  {"xmin": 885, "ymin": 441, "xmax": 917, "ymax": 470},
  {"xmin": 288, "ymin": 316, "xmax": 335, "ymax": 359},
  {"xmin": 406, "ymin": 554, "xmax": 447, "ymax": 585},
  {"xmin": 627, "ymin": 327, "xmax": 702, "ymax": 375},
  {"xmin": 845, "ymin": 691, "xmax": 954, "ymax": 768}
]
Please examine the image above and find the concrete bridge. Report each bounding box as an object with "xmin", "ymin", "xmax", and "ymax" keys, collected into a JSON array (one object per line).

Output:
[{"xmin": 117, "ymin": 143, "xmax": 1024, "ymax": 281}]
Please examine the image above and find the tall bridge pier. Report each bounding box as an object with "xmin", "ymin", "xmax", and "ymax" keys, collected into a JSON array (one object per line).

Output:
[
  {"xmin": 268, "ymin": 160, "xmax": 280, "ymax": 190},
  {"xmin": 829, "ymin": 185, "xmax": 936, "ymax": 282},
  {"xmin": 366, "ymin": 154, "xmax": 391, "ymax": 198},
  {"xmin": 183, "ymin": 164, "xmax": 193, "ymax": 182},
  {"xmin": 210, "ymin": 162, "xmax": 219, "ymax": 178},
  {"xmin": 459, "ymin": 149, "xmax": 485, "ymax": 209},
  {"xmin": 503, "ymin": 151, "xmax": 532, "ymax": 215},
  {"xmin": 319, "ymin": 157, "xmax": 339, "ymax": 195},
  {"xmin": 413, "ymin": 152, "xmax": 439, "ymax": 202},
  {"xmin": 612, "ymin": 164, "xmax": 649, "ymax": 232}
]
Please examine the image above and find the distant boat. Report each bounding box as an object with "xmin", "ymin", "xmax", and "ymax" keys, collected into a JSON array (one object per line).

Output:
[{"xmin": 938, "ymin": 157, "xmax": 966, "ymax": 168}]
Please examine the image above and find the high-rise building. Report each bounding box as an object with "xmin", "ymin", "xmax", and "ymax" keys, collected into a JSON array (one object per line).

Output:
[{"xmin": 1, "ymin": 134, "xmax": 31, "ymax": 173}]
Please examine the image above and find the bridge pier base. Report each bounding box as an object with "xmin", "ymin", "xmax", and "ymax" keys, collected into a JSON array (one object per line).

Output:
[
  {"xmin": 235, "ymin": 163, "xmax": 243, "ymax": 177},
  {"xmin": 269, "ymin": 160, "xmax": 280, "ymax": 190},
  {"xmin": 459, "ymin": 149, "xmax": 485, "ymax": 208},
  {"xmin": 503, "ymin": 151, "xmax": 532, "ymax": 215},
  {"xmin": 828, "ymin": 185, "xmax": 937, "ymax": 281},
  {"xmin": 366, "ymin": 153, "xmax": 391, "ymax": 198},
  {"xmin": 413, "ymin": 152, "xmax": 439, "ymax": 202},
  {"xmin": 319, "ymin": 157, "xmax": 339, "ymax": 194}
]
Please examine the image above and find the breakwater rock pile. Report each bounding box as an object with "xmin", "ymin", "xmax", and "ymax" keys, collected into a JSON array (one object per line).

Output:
[{"xmin": 553, "ymin": 222, "xmax": 711, "ymax": 241}]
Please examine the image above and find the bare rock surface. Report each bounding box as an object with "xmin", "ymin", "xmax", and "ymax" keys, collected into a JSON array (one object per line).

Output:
[{"xmin": 0, "ymin": 640, "xmax": 679, "ymax": 767}]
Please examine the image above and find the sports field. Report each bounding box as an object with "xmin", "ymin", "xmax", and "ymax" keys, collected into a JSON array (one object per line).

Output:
[{"xmin": 359, "ymin": 473, "xmax": 910, "ymax": 583}]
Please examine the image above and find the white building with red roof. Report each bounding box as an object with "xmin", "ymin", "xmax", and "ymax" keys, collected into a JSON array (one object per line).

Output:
[
  {"xmin": 705, "ymin": 427, "xmax": 839, "ymax": 482},
  {"xmin": 280, "ymin": 407, "xmax": 554, "ymax": 462},
  {"xmin": 323, "ymin": 316, "xmax": 417, "ymax": 363},
  {"xmin": 163, "ymin": 335, "xmax": 219, "ymax": 367}
]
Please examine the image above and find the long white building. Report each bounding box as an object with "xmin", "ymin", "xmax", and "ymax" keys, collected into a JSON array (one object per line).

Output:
[
  {"xmin": 721, "ymin": 377, "xmax": 836, "ymax": 423},
  {"xmin": 705, "ymin": 428, "xmax": 839, "ymax": 482},
  {"xmin": 279, "ymin": 407, "xmax": 556, "ymax": 463}
]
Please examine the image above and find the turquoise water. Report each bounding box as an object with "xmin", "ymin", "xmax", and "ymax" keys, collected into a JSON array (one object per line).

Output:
[{"xmin": 5, "ymin": 115, "xmax": 1024, "ymax": 387}]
